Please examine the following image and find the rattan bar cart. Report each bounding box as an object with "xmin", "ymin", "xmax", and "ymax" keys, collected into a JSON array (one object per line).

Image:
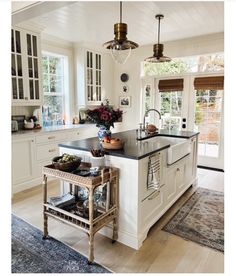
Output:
[{"xmin": 42, "ymin": 163, "xmax": 119, "ymax": 264}]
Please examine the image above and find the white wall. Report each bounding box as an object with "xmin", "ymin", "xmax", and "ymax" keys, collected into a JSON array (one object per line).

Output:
[{"xmin": 113, "ymin": 32, "xmax": 224, "ymax": 130}]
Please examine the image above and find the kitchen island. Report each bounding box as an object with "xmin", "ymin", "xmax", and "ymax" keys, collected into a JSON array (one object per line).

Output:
[{"xmin": 59, "ymin": 129, "xmax": 199, "ymax": 250}]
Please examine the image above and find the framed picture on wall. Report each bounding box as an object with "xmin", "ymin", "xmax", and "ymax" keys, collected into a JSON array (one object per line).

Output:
[
  {"xmin": 119, "ymin": 96, "xmax": 131, "ymax": 107},
  {"xmin": 122, "ymin": 85, "xmax": 129, "ymax": 93}
]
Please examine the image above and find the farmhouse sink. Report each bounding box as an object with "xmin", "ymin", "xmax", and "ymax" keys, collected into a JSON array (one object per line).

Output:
[{"xmin": 156, "ymin": 137, "xmax": 191, "ymax": 165}]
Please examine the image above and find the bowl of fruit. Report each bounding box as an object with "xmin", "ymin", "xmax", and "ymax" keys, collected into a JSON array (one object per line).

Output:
[
  {"xmin": 102, "ymin": 138, "xmax": 124, "ymax": 150},
  {"xmin": 52, "ymin": 154, "xmax": 82, "ymax": 172}
]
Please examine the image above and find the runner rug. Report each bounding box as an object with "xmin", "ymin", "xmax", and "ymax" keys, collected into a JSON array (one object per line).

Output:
[
  {"xmin": 11, "ymin": 214, "xmax": 111, "ymax": 273},
  {"xmin": 163, "ymin": 187, "xmax": 224, "ymax": 252}
]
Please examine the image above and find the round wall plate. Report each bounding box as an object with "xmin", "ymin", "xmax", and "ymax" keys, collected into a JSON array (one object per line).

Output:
[{"xmin": 120, "ymin": 73, "xmax": 129, "ymax": 82}]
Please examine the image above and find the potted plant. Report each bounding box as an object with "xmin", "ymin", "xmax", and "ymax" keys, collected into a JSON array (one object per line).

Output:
[{"xmin": 86, "ymin": 99, "xmax": 123, "ymax": 141}]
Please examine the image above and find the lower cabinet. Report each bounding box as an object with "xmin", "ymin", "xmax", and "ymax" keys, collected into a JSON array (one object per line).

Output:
[
  {"xmin": 12, "ymin": 126, "xmax": 98, "ymax": 194},
  {"xmin": 141, "ymin": 186, "xmax": 165, "ymax": 229},
  {"xmin": 12, "ymin": 136, "xmax": 36, "ymax": 191}
]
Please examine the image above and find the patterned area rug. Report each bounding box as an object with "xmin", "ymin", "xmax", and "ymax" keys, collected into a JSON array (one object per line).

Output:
[
  {"xmin": 11, "ymin": 214, "xmax": 111, "ymax": 273},
  {"xmin": 163, "ymin": 187, "xmax": 224, "ymax": 252}
]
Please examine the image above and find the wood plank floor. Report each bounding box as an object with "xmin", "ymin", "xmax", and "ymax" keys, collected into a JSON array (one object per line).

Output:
[{"xmin": 12, "ymin": 168, "xmax": 224, "ymax": 273}]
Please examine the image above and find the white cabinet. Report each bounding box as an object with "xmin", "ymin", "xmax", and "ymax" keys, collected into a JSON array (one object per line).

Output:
[
  {"xmin": 12, "ymin": 136, "xmax": 35, "ymax": 190},
  {"xmin": 75, "ymin": 45, "xmax": 114, "ymax": 107},
  {"xmin": 12, "ymin": 126, "xmax": 98, "ymax": 194},
  {"xmin": 11, "ymin": 27, "xmax": 42, "ymax": 106}
]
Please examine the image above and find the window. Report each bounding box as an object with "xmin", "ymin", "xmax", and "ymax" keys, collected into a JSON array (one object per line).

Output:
[
  {"xmin": 142, "ymin": 53, "xmax": 224, "ymax": 77},
  {"xmin": 194, "ymin": 76, "xmax": 224, "ymax": 158},
  {"xmin": 158, "ymin": 79, "xmax": 184, "ymax": 131},
  {"xmin": 42, "ymin": 53, "xmax": 67, "ymax": 126}
]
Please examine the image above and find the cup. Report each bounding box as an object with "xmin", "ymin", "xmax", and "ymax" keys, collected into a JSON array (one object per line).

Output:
[{"xmin": 90, "ymin": 156, "xmax": 105, "ymax": 167}]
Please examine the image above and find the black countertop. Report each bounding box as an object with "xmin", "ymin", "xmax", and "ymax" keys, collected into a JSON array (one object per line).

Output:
[{"xmin": 59, "ymin": 129, "xmax": 199, "ymax": 160}]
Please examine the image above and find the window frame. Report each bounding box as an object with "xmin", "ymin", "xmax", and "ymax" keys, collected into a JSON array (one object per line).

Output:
[{"xmin": 42, "ymin": 50, "xmax": 69, "ymax": 126}]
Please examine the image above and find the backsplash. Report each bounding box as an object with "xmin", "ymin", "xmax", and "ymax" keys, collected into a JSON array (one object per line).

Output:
[{"xmin": 11, "ymin": 106, "xmax": 38, "ymax": 118}]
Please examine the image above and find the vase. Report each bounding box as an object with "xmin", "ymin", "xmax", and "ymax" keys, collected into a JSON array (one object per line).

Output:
[{"xmin": 97, "ymin": 126, "xmax": 111, "ymax": 141}]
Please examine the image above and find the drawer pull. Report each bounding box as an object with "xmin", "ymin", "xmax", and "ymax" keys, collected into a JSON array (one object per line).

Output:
[
  {"xmin": 48, "ymin": 136, "xmax": 55, "ymax": 140},
  {"xmin": 48, "ymin": 149, "xmax": 56, "ymax": 153},
  {"xmin": 148, "ymin": 190, "xmax": 160, "ymax": 200}
]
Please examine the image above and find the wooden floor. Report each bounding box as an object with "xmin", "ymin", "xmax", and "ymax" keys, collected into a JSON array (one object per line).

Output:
[{"xmin": 12, "ymin": 168, "xmax": 224, "ymax": 273}]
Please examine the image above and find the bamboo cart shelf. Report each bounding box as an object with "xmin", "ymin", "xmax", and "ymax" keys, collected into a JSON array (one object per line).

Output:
[{"xmin": 42, "ymin": 163, "xmax": 119, "ymax": 264}]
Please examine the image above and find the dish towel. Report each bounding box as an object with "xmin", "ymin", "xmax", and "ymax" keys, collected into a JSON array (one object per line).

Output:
[{"xmin": 147, "ymin": 154, "xmax": 161, "ymax": 190}]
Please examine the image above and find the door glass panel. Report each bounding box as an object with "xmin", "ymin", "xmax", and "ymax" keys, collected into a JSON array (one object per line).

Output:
[
  {"xmin": 11, "ymin": 29, "xmax": 15, "ymax": 52},
  {"xmin": 27, "ymin": 34, "xmax": 32, "ymax": 55},
  {"xmin": 34, "ymin": 58, "xmax": 38, "ymax": 78},
  {"xmin": 12, "ymin": 78, "xmax": 17, "ymax": 99},
  {"xmin": 194, "ymin": 89, "xmax": 223, "ymax": 158},
  {"xmin": 144, "ymin": 85, "xmax": 151, "ymax": 123},
  {"xmin": 160, "ymin": 91, "xmax": 183, "ymax": 130},
  {"xmin": 35, "ymin": 80, "xmax": 39, "ymax": 99},
  {"xmin": 29, "ymin": 79, "xmax": 34, "ymax": 99},
  {"xmin": 11, "ymin": 54, "xmax": 16, "ymax": 76},
  {"xmin": 32, "ymin": 35, "xmax": 37, "ymax": 57},
  {"xmin": 18, "ymin": 79, "xmax": 24, "ymax": 99},
  {"xmin": 28, "ymin": 57, "xmax": 33, "ymax": 78},
  {"xmin": 15, "ymin": 31, "xmax": 21, "ymax": 53},
  {"xmin": 17, "ymin": 55, "xmax": 22, "ymax": 76}
]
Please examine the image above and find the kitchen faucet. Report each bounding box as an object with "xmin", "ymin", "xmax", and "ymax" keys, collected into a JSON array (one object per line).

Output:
[{"xmin": 143, "ymin": 109, "xmax": 161, "ymax": 131}]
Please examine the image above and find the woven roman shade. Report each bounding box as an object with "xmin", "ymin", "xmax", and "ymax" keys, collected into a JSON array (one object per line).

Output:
[
  {"xmin": 158, "ymin": 79, "xmax": 184, "ymax": 92},
  {"xmin": 194, "ymin": 76, "xmax": 224, "ymax": 90}
]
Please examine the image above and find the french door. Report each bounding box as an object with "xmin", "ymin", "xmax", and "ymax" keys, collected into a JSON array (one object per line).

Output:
[{"xmin": 142, "ymin": 73, "xmax": 224, "ymax": 170}]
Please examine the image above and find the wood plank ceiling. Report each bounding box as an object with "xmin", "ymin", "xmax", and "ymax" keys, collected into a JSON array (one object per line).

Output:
[{"xmin": 13, "ymin": 1, "xmax": 224, "ymax": 46}]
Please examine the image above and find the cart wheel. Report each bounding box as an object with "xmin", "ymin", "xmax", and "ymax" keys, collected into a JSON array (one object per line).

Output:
[
  {"xmin": 112, "ymin": 239, "xmax": 117, "ymax": 244},
  {"xmin": 42, "ymin": 235, "xmax": 48, "ymax": 240},
  {"xmin": 87, "ymin": 261, "xmax": 92, "ymax": 265}
]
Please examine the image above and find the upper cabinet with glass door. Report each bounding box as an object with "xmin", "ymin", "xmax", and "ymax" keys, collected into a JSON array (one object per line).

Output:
[
  {"xmin": 86, "ymin": 50, "xmax": 102, "ymax": 104},
  {"xmin": 11, "ymin": 27, "xmax": 42, "ymax": 106}
]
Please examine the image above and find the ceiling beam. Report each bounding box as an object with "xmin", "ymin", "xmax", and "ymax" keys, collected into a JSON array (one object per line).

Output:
[{"xmin": 12, "ymin": 1, "xmax": 77, "ymax": 25}]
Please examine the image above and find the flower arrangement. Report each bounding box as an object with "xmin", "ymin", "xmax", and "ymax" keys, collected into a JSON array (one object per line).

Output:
[{"xmin": 86, "ymin": 99, "xmax": 123, "ymax": 130}]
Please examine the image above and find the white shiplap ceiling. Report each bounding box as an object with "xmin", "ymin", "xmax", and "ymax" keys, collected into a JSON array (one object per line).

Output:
[{"xmin": 13, "ymin": 1, "xmax": 224, "ymax": 46}]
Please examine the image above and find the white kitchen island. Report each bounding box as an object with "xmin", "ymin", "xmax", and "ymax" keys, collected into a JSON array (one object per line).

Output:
[{"xmin": 59, "ymin": 129, "xmax": 199, "ymax": 250}]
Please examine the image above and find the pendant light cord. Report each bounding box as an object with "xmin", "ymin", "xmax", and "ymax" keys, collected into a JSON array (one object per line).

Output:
[
  {"xmin": 158, "ymin": 16, "xmax": 161, "ymax": 44},
  {"xmin": 120, "ymin": 1, "xmax": 122, "ymax": 23}
]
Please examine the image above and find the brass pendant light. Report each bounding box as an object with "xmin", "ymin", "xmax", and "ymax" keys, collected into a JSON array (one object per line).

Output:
[
  {"xmin": 145, "ymin": 14, "xmax": 171, "ymax": 63},
  {"xmin": 103, "ymin": 1, "xmax": 139, "ymax": 64}
]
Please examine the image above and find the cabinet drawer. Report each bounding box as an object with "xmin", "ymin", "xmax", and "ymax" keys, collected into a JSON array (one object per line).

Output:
[
  {"xmin": 141, "ymin": 186, "xmax": 165, "ymax": 227},
  {"xmin": 36, "ymin": 143, "xmax": 59, "ymax": 161},
  {"xmin": 36, "ymin": 132, "xmax": 67, "ymax": 144}
]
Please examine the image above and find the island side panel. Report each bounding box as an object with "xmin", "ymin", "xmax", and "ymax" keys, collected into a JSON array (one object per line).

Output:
[{"xmin": 59, "ymin": 146, "xmax": 141, "ymax": 250}]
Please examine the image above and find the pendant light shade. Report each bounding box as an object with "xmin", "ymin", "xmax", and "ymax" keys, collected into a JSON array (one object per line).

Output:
[
  {"xmin": 145, "ymin": 14, "xmax": 171, "ymax": 63},
  {"xmin": 103, "ymin": 2, "xmax": 139, "ymax": 64}
]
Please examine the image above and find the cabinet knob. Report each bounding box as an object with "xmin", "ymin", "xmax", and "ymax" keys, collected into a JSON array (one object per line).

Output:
[
  {"xmin": 48, "ymin": 136, "xmax": 55, "ymax": 140},
  {"xmin": 177, "ymin": 168, "xmax": 180, "ymax": 172},
  {"xmin": 48, "ymin": 149, "xmax": 56, "ymax": 153},
  {"xmin": 25, "ymin": 97, "xmax": 28, "ymax": 100}
]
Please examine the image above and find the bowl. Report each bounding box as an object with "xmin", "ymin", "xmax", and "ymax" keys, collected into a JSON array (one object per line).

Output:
[
  {"xmin": 102, "ymin": 139, "xmax": 124, "ymax": 150},
  {"xmin": 52, "ymin": 155, "xmax": 82, "ymax": 172}
]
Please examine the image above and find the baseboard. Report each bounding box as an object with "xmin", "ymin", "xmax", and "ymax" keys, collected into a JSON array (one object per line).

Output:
[
  {"xmin": 12, "ymin": 175, "xmax": 55, "ymax": 194},
  {"xmin": 197, "ymin": 165, "xmax": 224, "ymax": 172},
  {"xmin": 99, "ymin": 225, "xmax": 140, "ymax": 250}
]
